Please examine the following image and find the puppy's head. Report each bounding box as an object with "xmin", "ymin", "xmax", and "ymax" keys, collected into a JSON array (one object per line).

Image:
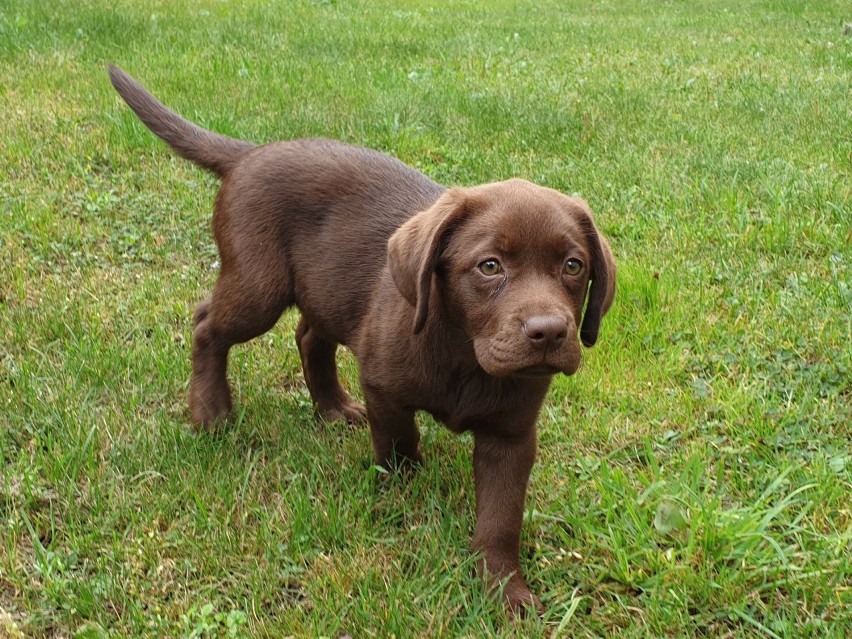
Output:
[{"xmin": 387, "ymin": 179, "xmax": 616, "ymax": 377}]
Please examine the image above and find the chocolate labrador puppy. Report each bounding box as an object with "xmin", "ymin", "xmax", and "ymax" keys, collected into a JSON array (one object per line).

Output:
[{"xmin": 108, "ymin": 65, "xmax": 615, "ymax": 612}]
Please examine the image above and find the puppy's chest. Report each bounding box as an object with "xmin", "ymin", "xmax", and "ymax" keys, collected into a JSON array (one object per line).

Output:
[{"xmin": 424, "ymin": 372, "xmax": 548, "ymax": 434}]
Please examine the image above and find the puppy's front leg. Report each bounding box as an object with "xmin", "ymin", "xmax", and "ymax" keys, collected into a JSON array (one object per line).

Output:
[
  {"xmin": 472, "ymin": 428, "xmax": 543, "ymax": 613},
  {"xmin": 363, "ymin": 388, "xmax": 423, "ymax": 468}
]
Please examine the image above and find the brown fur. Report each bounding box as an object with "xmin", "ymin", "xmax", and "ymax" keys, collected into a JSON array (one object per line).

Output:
[{"xmin": 108, "ymin": 64, "xmax": 616, "ymax": 612}]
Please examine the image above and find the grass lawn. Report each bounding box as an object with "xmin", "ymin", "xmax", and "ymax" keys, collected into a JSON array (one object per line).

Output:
[{"xmin": 1, "ymin": 0, "xmax": 850, "ymax": 636}]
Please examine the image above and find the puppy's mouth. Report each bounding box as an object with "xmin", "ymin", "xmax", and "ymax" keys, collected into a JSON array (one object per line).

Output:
[
  {"xmin": 473, "ymin": 337, "xmax": 582, "ymax": 378},
  {"xmin": 471, "ymin": 317, "xmax": 584, "ymax": 378},
  {"xmin": 514, "ymin": 363, "xmax": 561, "ymax": 378}
]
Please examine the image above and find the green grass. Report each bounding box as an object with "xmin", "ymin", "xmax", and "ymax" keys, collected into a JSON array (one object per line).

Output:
[{"xmin": 1, "ymin": 0, "xmax": 850, "ymax": 636}]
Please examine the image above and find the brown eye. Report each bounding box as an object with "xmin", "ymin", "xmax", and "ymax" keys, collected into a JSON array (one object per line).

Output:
[
  {"xmin": 564, "ymin": 259, "xmax": 583, "ymax": 276},
  {"xmin": 478, "ymin": 259, "xmax": 502, "ymax": 276}
]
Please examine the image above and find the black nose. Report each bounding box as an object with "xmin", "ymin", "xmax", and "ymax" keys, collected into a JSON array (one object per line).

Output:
[{"xmin": 523, "ymin": 316, "xmax": 568, "ymax": 349}]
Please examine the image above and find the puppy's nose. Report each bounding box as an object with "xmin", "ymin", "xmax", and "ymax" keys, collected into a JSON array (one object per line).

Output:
[{"xmin": 523, "ymin": 316, "xmax": 568, "ymax": 349}]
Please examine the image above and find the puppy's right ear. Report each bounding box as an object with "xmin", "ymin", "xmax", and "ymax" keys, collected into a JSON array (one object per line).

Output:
[{"xmin": 387, "ymin": 189, "xmax": 471, "ymax": 334}]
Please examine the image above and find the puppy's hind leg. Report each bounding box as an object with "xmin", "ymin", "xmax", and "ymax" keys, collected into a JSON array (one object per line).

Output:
[
  {"xmin": 190, "ymin": 264, "xmax": 290, "ymax": 429},
  {"xmin": 295, "ymin": 317, "xmax": 367, "ymax": 424}
]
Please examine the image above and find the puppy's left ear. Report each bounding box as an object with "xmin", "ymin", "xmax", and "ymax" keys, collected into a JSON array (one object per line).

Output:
[
  {"xmin": 574, "ymin": 202, "xmax": 616, "ymax": 347},
  {"xmin": 387, "ymin": 188, "xmax": 473, "ymax": 333}
]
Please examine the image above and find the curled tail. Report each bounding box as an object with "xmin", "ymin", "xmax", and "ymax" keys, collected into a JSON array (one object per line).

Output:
[{"xmin": 108, "ymin": 64, "xmax": 256, "ymax": 177}]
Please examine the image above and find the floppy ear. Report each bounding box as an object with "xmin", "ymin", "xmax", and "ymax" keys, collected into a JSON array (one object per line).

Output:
[
  {"xmin": 575, "ymin": 204, "xmax": 616, "ymax": 347},
  {"xmin": 387, "ymin": 188, "xmax": 472, "ymax": 333}
]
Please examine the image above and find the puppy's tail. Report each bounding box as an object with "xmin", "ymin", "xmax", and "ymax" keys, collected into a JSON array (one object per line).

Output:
[{"xmin": 108, "ymin": 64, "xmax": 256, "ymax": 178}]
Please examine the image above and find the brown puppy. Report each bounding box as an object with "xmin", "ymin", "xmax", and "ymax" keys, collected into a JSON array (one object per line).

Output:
[{"xmin": 108, "ymin": 65, "xmax": 616, "ymax": 612}]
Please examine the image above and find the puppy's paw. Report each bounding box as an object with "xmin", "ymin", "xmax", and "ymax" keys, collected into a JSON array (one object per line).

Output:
[
  {"xmin": 190, "ymin": 386, "xmax": 233, "ymax": 430},
  {"xmin": 318, "ymin": 400, "xmax": 367, "ymax": 425},
  {"xmin": 377, "ymin": 448, "xmax": 424, "ymax": 471},
  {"xmin": 503, "ymin": 581, "xmax": 544, "ymax": 617}
]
